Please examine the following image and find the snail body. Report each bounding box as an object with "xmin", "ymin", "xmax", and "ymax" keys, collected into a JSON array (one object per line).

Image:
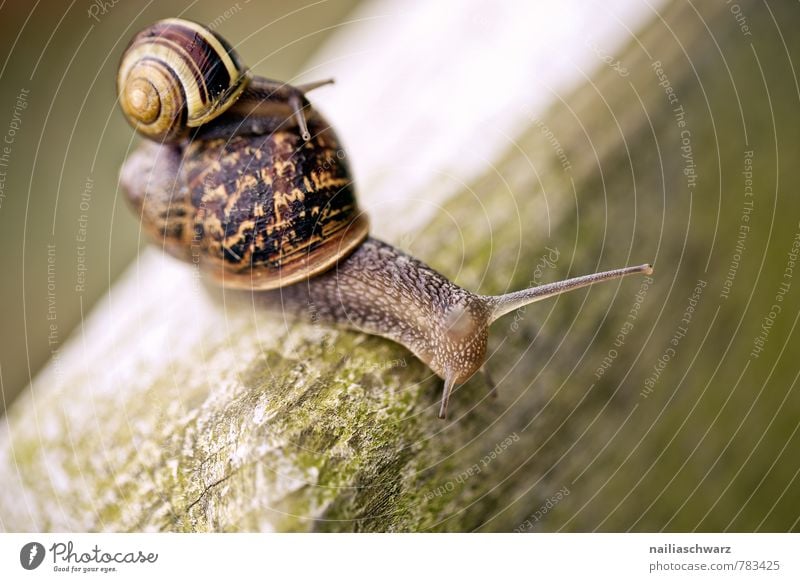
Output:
[{"xmin": 119, "ymin": 19, "xmax": 653, "ymax": 418}]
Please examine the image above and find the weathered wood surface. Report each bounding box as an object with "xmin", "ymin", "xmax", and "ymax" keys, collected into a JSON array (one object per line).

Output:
[{"xmin": 4, "ymin": 0, "xmax": 799, "ymax": 532}]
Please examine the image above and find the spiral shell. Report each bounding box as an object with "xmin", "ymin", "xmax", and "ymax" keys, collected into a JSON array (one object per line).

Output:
[{"xmin": 117, "ymin": 18, "xmax": 249, "ymax": 142}]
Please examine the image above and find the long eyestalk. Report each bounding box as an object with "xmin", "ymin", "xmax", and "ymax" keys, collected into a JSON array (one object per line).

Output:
[
  {"xmin": 294, "ymin": 78, "xmax": 335, "ymax": 93},
  {"xmin": 290, "ymin": 79, "xmax": 334, "ymax": 141},
  {"xmin": 488, "ymin": 263, "xmax": 653, "ymax": 324}
]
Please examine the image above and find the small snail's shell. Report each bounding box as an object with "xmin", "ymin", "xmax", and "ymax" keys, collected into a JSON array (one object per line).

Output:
[
  {"xmin": 121, "ymin": 114, "xmax": 369, "ymax": 289},
  {"xmin": 117, "ymin": 18, "xmax": 249, "ymax": 142}
]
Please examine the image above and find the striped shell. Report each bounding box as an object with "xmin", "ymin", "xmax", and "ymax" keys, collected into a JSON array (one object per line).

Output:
[
  {"xmin": 120, "ymin": 113, "xmax": 369, "ymax": 290},
  {"xmin": 117, "ymin": 18, "xmax": 249, "ymax": 142}
]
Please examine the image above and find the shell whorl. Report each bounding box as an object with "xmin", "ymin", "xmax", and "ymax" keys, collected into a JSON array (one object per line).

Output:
[{"xmin": 117, "ymin": 18, "xmax": 250, "ymax": 142}]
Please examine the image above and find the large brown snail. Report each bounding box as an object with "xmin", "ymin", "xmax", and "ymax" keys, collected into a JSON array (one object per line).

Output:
[{"xmin": 118, "ymin": 18, "xmax": 653, "ymax": 418}]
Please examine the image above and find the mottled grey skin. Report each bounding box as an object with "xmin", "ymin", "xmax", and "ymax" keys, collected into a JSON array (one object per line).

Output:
[
  {"xmin": 257, "ymin": 237, "xmax": 493, "ymax": 386},
  {"xmin": 223, "ymin": 237, "xmax": 492, "ymax": 418},
  {"xmin": 239, "ymin": 240, "xmax": 652, "ymax": 417}
]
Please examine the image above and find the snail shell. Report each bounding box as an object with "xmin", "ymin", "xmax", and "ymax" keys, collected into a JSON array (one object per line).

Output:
[
  {"xmin": 122, "ymin": 114, "xmax": 369, "ymax": 289},
  {"xmin": 117, "ymin": 18, "xmax": 250, "ymax": 142}
]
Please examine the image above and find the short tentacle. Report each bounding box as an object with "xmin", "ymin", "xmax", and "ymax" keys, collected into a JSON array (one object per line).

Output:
[{"xmin": 438, "ymin": 373, "xmax": 458, "ymax": 419}]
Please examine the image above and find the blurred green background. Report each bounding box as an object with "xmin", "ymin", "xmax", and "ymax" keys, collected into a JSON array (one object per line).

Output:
[{"xmin": 0, "ymin": 0, "xmax": 360, "ymax": 412}]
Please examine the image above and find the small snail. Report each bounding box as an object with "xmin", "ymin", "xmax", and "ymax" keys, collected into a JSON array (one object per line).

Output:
[
  {"xmin": 118, "ymin": 19, "xmax": 653, "ymax": 418},
  {"xmin": 117, "ymin": 17, "xmax": 329, "ymax": 143}
]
